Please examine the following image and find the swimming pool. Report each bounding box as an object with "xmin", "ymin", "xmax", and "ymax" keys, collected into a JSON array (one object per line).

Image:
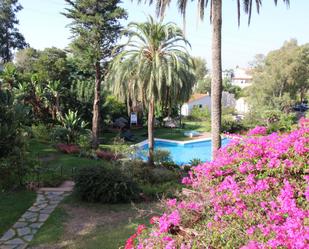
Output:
[{"xmin": 135, "ymin": 138, "xmax": 231, "ymax": 165}]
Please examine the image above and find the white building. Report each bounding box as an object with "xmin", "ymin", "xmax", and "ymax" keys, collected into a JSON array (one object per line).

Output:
[
  {"xmin": 181, "ymin": 94, "xmax": 211, "ymax": 116},
  {"xmin": 181, "ymin": 92, "xmax": 237, "ymax": 116},
  {"xmin": 231, "ymin": 67, "xmax": 252, "ymax": 89}
]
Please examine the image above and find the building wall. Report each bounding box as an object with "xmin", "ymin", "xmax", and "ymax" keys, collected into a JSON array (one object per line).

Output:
[
  {"xmin": 231, "ymin": 79, "xmax": 252, "ymax": 89},
  {"xmin": 181, "ymin": 93, "xmax": 240, "ymax": 116},
  {"xmin": 181, "ymin": 96, "xmax": 211, "ymax": 116}
]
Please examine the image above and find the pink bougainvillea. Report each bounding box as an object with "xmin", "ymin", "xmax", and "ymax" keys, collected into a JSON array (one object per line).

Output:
[{"xmin": 127, "ymin": 119, "xmax": 309, "ymax": 248}]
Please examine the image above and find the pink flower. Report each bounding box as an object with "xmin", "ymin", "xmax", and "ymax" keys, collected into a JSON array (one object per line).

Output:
[
  {"xmin": 246, "ymin": 226, "xmax": 255, "ymax": 235},
  {"xmin": 167, "ymin": 199, "xmax": 177, "ymax": 207},
  {"xmin": 247, "ymin": 126, "xmax": 267, "ymax": 136}
]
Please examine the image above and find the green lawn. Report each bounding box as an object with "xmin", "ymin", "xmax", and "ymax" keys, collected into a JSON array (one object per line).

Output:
[
  {"xmin": 27, "ymin": 139, "xmax": 106, "ymax": 186},
  {"xmin": 30, "ymin": 195, "xmax": 160, "ymax": 249},
  {"xmin": 0, "ymin": 191, "xmax": 36, "ymax": 236}
]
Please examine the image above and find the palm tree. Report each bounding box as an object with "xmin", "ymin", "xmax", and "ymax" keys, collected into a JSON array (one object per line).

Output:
[
  {"xmin": 145, "ymin": 0, "xmax": 290, "ymax": 158},
  {"xmin": 109, "ymin": 17, "xmax": 195, "ymax": 165}
]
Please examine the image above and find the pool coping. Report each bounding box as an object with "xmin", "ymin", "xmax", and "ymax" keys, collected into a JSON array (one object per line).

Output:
[{"xmin": 133, "ymin": 136, "xmax": 229, "ymax": 147}]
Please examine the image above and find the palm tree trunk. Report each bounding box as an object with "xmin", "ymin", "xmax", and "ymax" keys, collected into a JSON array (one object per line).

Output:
[
  {"xmin": 92, "ymin": 61, "xmax": 101, "ymax": 149},
  {"xmin": 211, "ymin": 0, "xmax": 223, "ymax": 158},
  {"xmin": 148, "ymin": 96, "xmax": 155, "ymax": 166}
]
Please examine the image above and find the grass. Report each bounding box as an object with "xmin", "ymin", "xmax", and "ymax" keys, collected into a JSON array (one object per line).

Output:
[
  {"xmin": 0, "ymin": 191, "xmax": 36, "ymax": 236},
  {"xmin": 27, "ymin": 139, "xmax": 106, "ymax": 186},
  {"xmin": 29, "ymin": 205, "xmax": 68, "ymax": 246},
  {"xmin": 30, "ymin": 195, "xmax": 160, "ymax": 249}
]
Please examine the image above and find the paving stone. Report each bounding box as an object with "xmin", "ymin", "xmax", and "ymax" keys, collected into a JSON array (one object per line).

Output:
[
  {"xmin": 17, "ymin": 227, "xmax": 31, "ymax": 237},
  {"xmin": 38, "ymin": 213, "xmax": 49, "ymax": 222},
  {"xmin": 0, "ymin": 229, "xmax": 16, "ymax": 241},
  {"xmin": 13, "ymin": 222, "xmax": 28, "ymax": 229},
  {"xmin": 22, "ymin": 212, "xmax": 37, "ymax": 220},
  {"xmin": 29, "ymin": 222, "xmax": 43, "ymax": 229},
  {"xmin": 40, "ymin": 207, "xmax": 55, "ymax": 214},
  {"xmin": 27, "ymin": 217, "xmax": 38, "ymax": 223},
  {"xmin": 28, "ymin": 206, "xmax": 42, "ymax": 212},
  {"xmin": 0, "ymin": 187, "xmax": 72, "ymax": 249},
  {"xmin": 4, "ymin": 238, "xmax": 24, "ymax": 245},
  {"xmin": 37, "ymin": 203, "xmax": 48, "ymax": 209},
  {"xmin": 23, "ymin": 234, "xmax": 33, "ymax": 242},
  {"xmin": 15, "ymin": 244, "xmax": 28, "ymax": 249},
  {"xmin": 49, "ymin": 201, "xmax": 61, "ymax": 206},
  {"xmin": 0, "ymin": 245, "xmax": 19, "ymax": 249}
]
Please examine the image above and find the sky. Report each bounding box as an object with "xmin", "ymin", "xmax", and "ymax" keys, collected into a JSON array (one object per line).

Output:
[{"xmin": 17, "ymin": 0, "xmax": 309, "ymax": 69}]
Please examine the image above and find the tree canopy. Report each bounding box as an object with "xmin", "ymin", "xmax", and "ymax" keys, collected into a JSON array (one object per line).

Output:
[
  {"xmin": 248, "ymin": 40, "xmax": 309, "ymax": 112},
  {"xmin": 0, "ymin": 0, "xmax": 27, "ymax": 63}
]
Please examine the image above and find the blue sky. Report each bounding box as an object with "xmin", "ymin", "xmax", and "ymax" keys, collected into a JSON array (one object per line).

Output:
[{"xmin": 17, "ymin": 0, "xmax": 309, "ymax": 69}]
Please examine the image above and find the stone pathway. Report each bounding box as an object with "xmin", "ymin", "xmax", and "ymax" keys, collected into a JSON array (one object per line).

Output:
[{"xmin": 0, "ymin": 181, "xmax": 74, "ymax": 249}]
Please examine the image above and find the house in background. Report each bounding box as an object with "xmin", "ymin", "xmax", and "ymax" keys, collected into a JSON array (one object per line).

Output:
[
  {"xmin": 231, "ymin": 67, "xmax": 252, "ymax": 89},
  {"xmin": 181, "ymin": 92, "xmax": 237, "ymax": 116},
  {"xmin": 181, "ymin": 94, "xmax": 211, "ymax": 116}
]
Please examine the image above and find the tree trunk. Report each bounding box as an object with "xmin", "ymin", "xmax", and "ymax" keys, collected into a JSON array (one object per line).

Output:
[
  {"xmin": 92, "ymin": 61, "xmax": 101, "ymax": 149},
  {"xmin": 211, "ymin": 0, "xmax": 223, "ymax": 158},
  {"xmin": 148, "ymin": 96, "xmax": 155, "ymax": 166}
]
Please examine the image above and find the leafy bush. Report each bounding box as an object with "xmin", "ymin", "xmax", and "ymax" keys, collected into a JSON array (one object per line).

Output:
[
  {"xmin": 119, "ymin": 159, "xmax": 152, "ymax": 184},
  {"xmin": 51, "ymin": 110, "xmax": 89, "ymax": 144},
  {"xmin": 129, "ymin": 119, "xmax": 309, "ymax": 248},
  {"xmin": 189, "ymin": 158, "xmax": 202, "ymax": 166},
  {"xmin": 31, "ymin": 123, "xmax": 51, "ymax": 142},
  {"xmin": 154, "ymin": 149, "xmax": 172, "ymax": 165},
  {"xmin": 149, "ymin": 168, "xmax": 179, "ymax": 184},
  {"xmin": 221, "ymin": 114, "xmax": 246, "ymax": 133},
  {"xmin": 266, "ymin": 112, "xmax": 297, "ymax": 132},
  {"xmin": 140, "ymin": 182, "xmax": 182, "ymax": 199},
  {"xmin": 56, "ymin": 143, "xmax": 80, "ymax": 154},
  {"xmin": 74, "ymin": 166, "xmax": 140, "ymax": 203},
  {"xmin": 77, "ymin": 132, "xmax": 92, "ymax": 156},
  {"xmin": 96, "ymin": 150, "xmax": 120, "ymax": 161},
  {"xmin": 0, "ymin": 90, "xmax": 31, "ymax": 190},
  {"xmin": 188, "ymin": 106, "xmax": 210, "ymax": 121}
]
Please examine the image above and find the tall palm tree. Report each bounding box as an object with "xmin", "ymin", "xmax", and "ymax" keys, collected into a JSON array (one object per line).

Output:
[
  {"xmin": 145, "ymin": 0, "xmax": 290, "ymax": 158},
  {"xmin": 109, "ymin": 17, "xmax": 195, "ymax": 165}
]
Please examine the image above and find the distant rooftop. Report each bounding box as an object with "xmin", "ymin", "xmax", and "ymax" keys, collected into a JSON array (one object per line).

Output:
[
  {"xmin": 188, "ymin": 93, "xmax": 209, "ymax": 103},
  {"xmin": 232, "ymin": 67, "xmax": 252, "ymax": 80}
]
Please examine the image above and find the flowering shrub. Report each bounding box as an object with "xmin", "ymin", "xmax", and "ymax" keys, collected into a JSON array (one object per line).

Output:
[
  {"xmin": 56, "ymin": 143, "xmax": 80, "ymax": 154},
  {"xmin": 96, "ymin": 150, "xmax": 121, "ymax": 161},
  {"xmin": 127, "ymin": 119, "xmax": 309, "ymax": 248}
]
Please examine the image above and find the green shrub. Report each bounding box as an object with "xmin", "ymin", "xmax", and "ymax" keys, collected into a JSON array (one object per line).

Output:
[
  {"xmin": 189, "ymin": 158, "xmax": 202, "ymax": 166},
  {"xmin": 153, "ymin": 149, "xmax": 172, "ymax": 165},
  {"xmin": 188, "ymin": 106, "xmax": 210, "ymax": 121},
  {"xmin": 221, "ymin": 115, "xmax": 246, "ymax": 133},
  {"xmin": 50, "ymin": 126, "xmax": 70, "ymax": 144},
  {"xmin": 149, "ymin": 167, "xmax": 179, "ymax": 184},
  {"xmin": 31, "ymin": 124, "xmax": 50, "ymax": 142},
  {"xmin": 74, "ymin": 166, "xmax": 140, "ymax": 203},
  {"xmin": 77, "ymin": 131, "xmax": 92, "ymax": 156},
  {"xmin": 140, "ymin": 182, "xmax": 182, "ymax": 199},
  {"xmin": 52, "ymin": 110, "xmax": 89, "ymax": 144},
  {"xmin": 118, "ymin": 159, "xmax": 152, "ymax": 183},
  {"xmin": 267, "ymin": 112, "xmax": 297, "ymax": 132}
]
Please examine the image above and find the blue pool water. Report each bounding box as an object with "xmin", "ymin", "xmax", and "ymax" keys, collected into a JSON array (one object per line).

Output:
[{"xmin": 136, "ymin": 138, "xmax": 231, "ymax": 165}]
